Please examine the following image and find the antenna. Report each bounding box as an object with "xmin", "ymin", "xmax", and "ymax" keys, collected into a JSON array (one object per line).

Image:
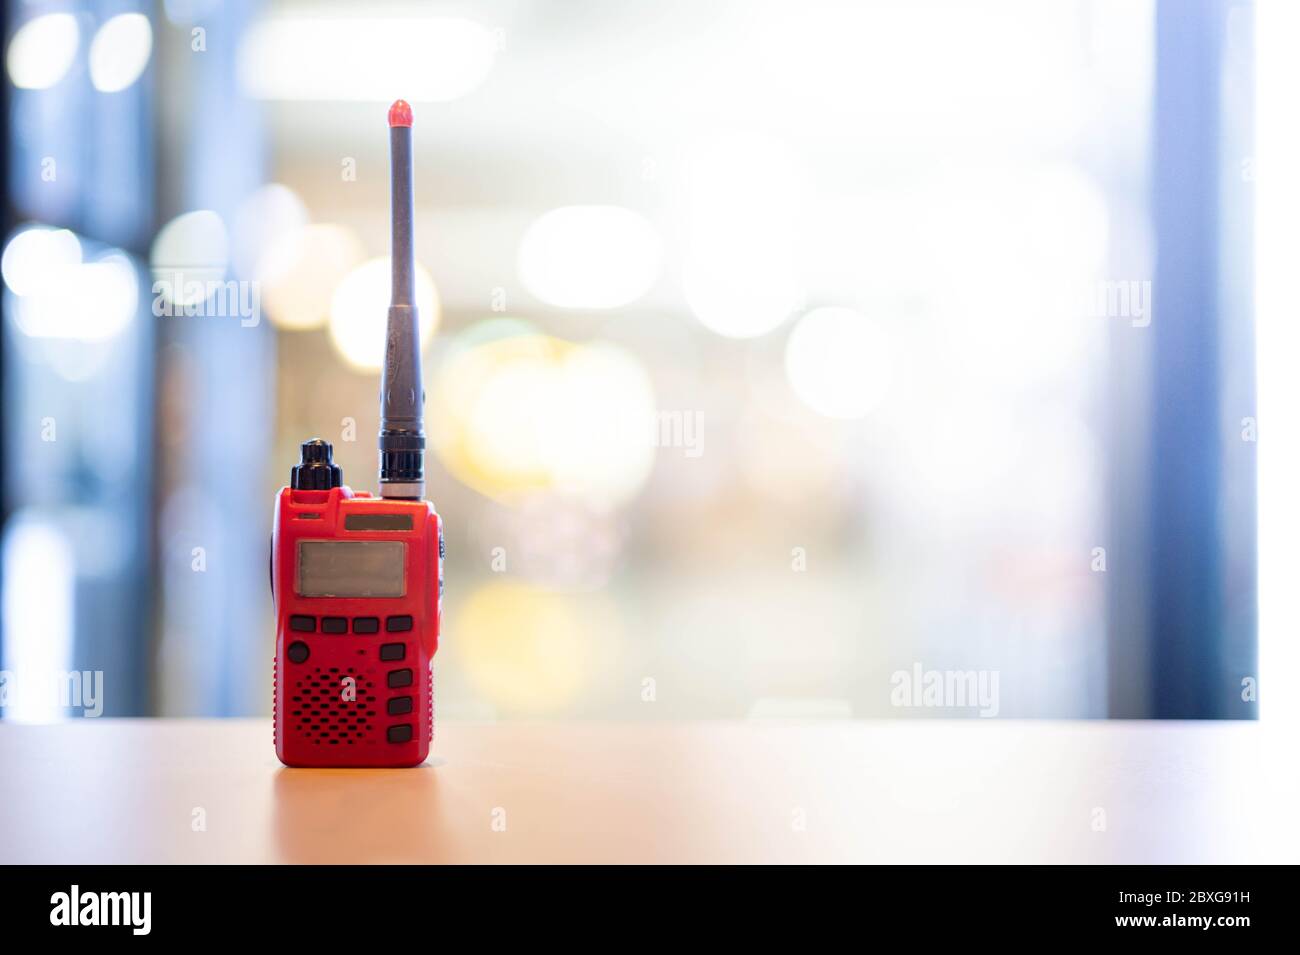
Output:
[{"xmin": 379, "ymin": 99, "xmax": 425, "ymax": 499}]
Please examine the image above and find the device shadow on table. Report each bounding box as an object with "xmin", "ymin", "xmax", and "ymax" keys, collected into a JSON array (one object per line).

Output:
[{"xmin": 271, "ymin": 757, "xmax": 464, "ymax": 863}]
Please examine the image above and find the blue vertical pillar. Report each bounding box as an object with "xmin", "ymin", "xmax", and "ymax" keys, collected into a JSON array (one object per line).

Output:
[{"xmin": 1147, "ymin": 0, "xmax": 1244, "ymax": 717}]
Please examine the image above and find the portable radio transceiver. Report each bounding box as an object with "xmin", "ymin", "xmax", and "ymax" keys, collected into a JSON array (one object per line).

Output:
[{"xmin": 272, "ymin": 99, "xmax": 442, "ymax": 767}]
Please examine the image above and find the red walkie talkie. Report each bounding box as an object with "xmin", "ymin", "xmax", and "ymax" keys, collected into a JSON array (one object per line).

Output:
[{"xmin": 272, "ymin": 100, "xmax": 442, "ymax": 767}]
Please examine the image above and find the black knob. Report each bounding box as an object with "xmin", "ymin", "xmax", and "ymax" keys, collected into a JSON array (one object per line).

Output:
[{"xmin": 291, "ymin": 438, "xmax": 342, "ymax": 490}]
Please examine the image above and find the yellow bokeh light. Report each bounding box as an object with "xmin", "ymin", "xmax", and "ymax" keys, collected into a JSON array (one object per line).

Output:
[
  {"xmin": 327, "ymin": 257, "xmax": 440, "ymax": 372},
  {"xmin": 259, "ymin": 224, "xmax": 364, "ymax": 331},
  {"xmin": 454, "ymin": 582, "xmax": 601, "ymax": 713},
  {"xmin": 430, "ymin": 325, "xmax": 656, "ymax": 508}
]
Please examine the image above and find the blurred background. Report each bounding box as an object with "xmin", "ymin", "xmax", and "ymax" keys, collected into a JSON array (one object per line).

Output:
[{"xmin": 0, "ymin": 0, "xmax": 1268, "ymax": 722}]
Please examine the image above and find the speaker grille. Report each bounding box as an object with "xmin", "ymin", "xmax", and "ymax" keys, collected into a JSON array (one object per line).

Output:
[{"xmin": 290, "ymin": 666, "xmax": 379, "ymax": 745}]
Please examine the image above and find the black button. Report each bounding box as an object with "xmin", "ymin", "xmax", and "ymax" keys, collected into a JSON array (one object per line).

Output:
[
  {"xmin": 388, "ymin": 668, "xmax": 413, "ymax": 688},
  {"xmin": 287, "ymin": 641, "xmax": 310, "ymax": 664},
  {"xmin": 289, "ymin": 615, "xmax": 315, "ymax": 632},
  {"xmin": 321, "ymin": 617, "xmax": 347, "ymax": 634},
  {"xmin": 353, "ymin": 617, "xmax": 379, "ymax": 634},
  {"xmin": 387, "ymin": 724, "xmax": 413, "ymax": 743},
  {"xmin": 388, "ymin": 696, "xmax": 413, "ymax": 715},
  {"xmin": 386, "ymin": 615, "xmax": 413, "ymax": 632},
  {"xmin": 379, "ymin": 643, "xmax": 406, "ymax": 661}
]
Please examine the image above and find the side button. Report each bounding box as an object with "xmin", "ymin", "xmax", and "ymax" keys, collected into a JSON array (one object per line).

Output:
[
  {"xmin": 287, "ymin": 641, "xmax": 310, "ymax": 664},
  {"xmin": 289, "ymin": 615, "xmax": 315, "ymax": 632},
  {"xmin": 379, "ymin": 643, "xmax": 406, "ymax": 662},
  {"xmin": 386, "ymin": 615, "xmax": 413, "ymax": 632},
  {"xmin": 387, "ymin": 696, "xmax": 413, "ymax": 715},
  {"xmin": 387, "ymin": 724, "xmax": 413, "ymax": 744},
  {"xmin": 388, "ymin": 668, "xmax": 413, "ymax": 688}
]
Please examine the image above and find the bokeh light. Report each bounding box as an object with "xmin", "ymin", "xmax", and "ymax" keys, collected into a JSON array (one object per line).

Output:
[
  {"xmin": 454, "ymin": 582, "xmax": 602, "ymax": 714},
  {"xmin": 784, "ymin": 307, "xmax": 893, "ymax": 420},
  {"xmin": 3, "ymin": 225, "xmax": 137, "ymax": 343},
  {"xmin": 238, "ymin": 15, "xmax": 497, "ymax": 102},
  {"xmin": 431, "ymin": 324, "xmax": 657, "ymax": 508},
  {"xmin": 89, "ymin": 13, "xmax": 153, "ymax": 93},
  {"xmin": 683, "ymin": 258, "xmax": 804, "ymax": 339},
  {"xmin": 327, "ymin": 257, "xmax": 440, "ymax": 371},
  {"xmin": 2, "ymin": 227, "xmax": 82, "ymax": 297},
  {"xmin": 230, "ymin": 184, "xmax": 309, "ymax": 280},
  {"xmin": 9, "ymin": 253, "xmax": 137, "ymax": 342},
  {"xmin": 913, "ymin": 164, "xmax": 1111, "ymax": 389},
  {"xmin": 518, "ymin": 205, "xmax": 662, "ymax": 309},
  {"xmin": 149, "ymin": 211, "xmax": 229, "ymax": 308},
  {"xmin": 259, "ymin": 224, "xmax": 364, "ymax": 331},
  {"xmin": 1, "ymin": 516, "xmax": 74, "ymax": 723},
  {"xmin": 5, "ymin": 14, "xmax": 79, "ymax": 90},
  {"xmin": 684, "ymin": 131, "xmax": 806, "ymax": 338}
]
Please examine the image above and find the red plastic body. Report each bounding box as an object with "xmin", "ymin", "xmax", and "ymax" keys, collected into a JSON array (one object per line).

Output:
[{"xmin": 272, "ymin": 485, "xmax": 442, "ymax": 767}]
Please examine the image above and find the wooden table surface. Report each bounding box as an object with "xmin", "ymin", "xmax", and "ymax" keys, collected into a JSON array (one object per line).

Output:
[{"xmin": 1, "ymin": 719, "xmax": 1295, "ymax": 864}]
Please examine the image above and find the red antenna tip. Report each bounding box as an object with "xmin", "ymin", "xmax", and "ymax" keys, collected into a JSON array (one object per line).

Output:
[{"xmin": 388, "ymin": 99, "xmax": 413, "ymax": 128}]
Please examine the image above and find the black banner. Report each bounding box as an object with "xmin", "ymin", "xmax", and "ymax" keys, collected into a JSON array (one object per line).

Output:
[{"xmin": 0, "ymin": 865, "xmax": 1274, "ymax": 940}]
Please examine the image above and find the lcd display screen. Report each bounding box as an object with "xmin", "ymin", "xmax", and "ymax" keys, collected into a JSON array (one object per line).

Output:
[
  {"xmin": 344, "ymin": 513, "xmax": 414, "ymax": 531},
  {"xmin": 296, "ymin": 540, "xmax": 406, "ymax": 597}
]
